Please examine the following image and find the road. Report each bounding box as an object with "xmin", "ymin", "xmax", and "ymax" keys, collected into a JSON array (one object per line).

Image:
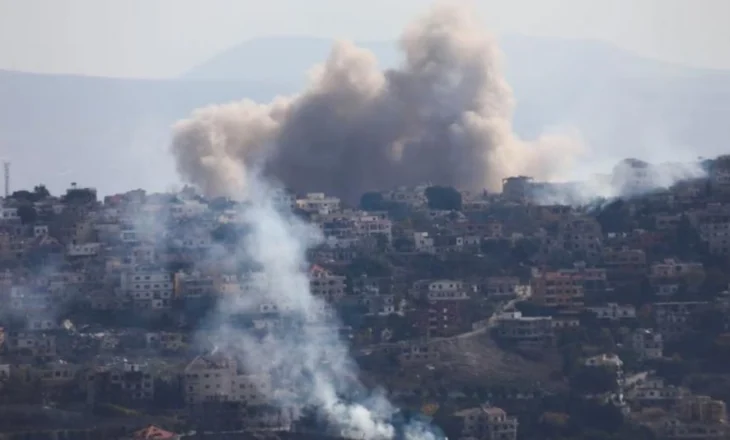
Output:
[{"xmin": 358, "ymin": 287, "xmax": 531, "ymax": 354}]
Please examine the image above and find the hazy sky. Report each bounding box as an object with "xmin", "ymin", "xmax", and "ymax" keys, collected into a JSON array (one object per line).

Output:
[{"xmin": 1, "ymin": 0, "xmax": 729, "ymax": 78}]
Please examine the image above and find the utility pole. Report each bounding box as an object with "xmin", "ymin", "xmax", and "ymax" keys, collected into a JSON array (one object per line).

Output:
[{"xmin": 3, "ymin": 161, "xmax": 9, "ymax": 198}]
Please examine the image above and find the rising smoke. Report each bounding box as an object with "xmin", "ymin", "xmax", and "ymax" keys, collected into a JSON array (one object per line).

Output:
[
  {"xmin": 198, "ymin": 171, "xmax": 442, "ymax": 439},
  {"xmin": 170, "ymin": 1, "xmax": 582, "ymax": 203}
]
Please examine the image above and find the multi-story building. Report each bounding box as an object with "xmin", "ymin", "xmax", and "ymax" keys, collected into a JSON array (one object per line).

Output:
[
  {"xmin": 555, "ymin": 216, "xmax": 603, "ymax": 259},
  {"xmin": 120, "ymin": 268, "xmax": 174, "ymax": 310},
  {"xmin": 502, "ymin": 176, "xmax": 534, "ymax": 202},
  {"xmin": 480, "ymin": 276, "xmax": 519, "ymax": 299},
  {"xmin": 183, "ymin": 352, "xmax": 271, "ymax": 406},
  {"xmin": 625, "ymin": 375, "xmax": 689, "ymax": 409},
  {"xmin": 296, "ymin": 193, "xmax": 340, "ymax": 215},
  {"xmin": 454, "ymin": 405, "xmax": 518, "ymax": 440},
  {"xmin": 587, "ymin": 303, "xmax": 637, "ymax": 321},
  {"xmin": 694, "ymin": 205, "xmax": 730, "ymax": 256},
  {"xmin": 494, "ymin": 311, "xmax": 554, "ymax": 348},
  {"xmin": 530, "ymin": 268, "xmax": 585, "ymax": 309},
  {"xmin": 602, "ymin": 246, "xmax": 646, "ymax": 291},
  {"xmin": 650, "ymin": 258, "xmax": 706, "ymax": 294},
  {"xmin": 653, "ymin": 301, "xmax": 708, "ymax": 341},
  {"xmin": 630, "ymin": 328, "xmax": 663, "ymax": 360},
  {"xmin": 309, "ymin": 265, "xmax": 346, "ymax": 303},
  {"xmin": 417, "ymin": 280, "xmax": 470, "ymax": 338}
]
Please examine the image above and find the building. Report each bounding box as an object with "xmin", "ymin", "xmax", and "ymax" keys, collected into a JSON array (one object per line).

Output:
[
  {"xmin": 587, "ymin": 303, "xmax": 637, "ymax": 321},
  {"xmin": 413, "ymin": 232, "xmax": 436, "ymax": 254},
  {"xmin": 120, "ymin": 268, "xmax": 174, "ymax": 310},
  {"xmin": 653, "ymin": 301, "xmax": 708, "ymax": 341},
  {"xmin": 530, "ymin": 268, "xmax": 585, "ymax": 309},
  {"xmin": 183, "ymin": 352, "xmax": 271, "ymax": 406},
  {"xmin": 309, "ymin": 265, "xmax": 346, "ymax": 303},
  {"xmin": 453, "ymin": 405, "xmax": 518, "ymax": 440},
  {"xmin": 480, "ymin": 276, "xmax": 519, "ymax": 299},
  {"xmin": 650, "ymin": 258, "xmax": 706, "ymax": 293},
  {"xmin": 556, "ymin": 216, "xmax": 603, "ymax": 259},
  {"xmin": 602, "ymin": 246, "xmax": 647, "ymax": 291},
  {"xmin": 494, "ymin": 311, "xmax": 554, "ymax": 348},
  {"xmin": 502, "ymin": 176, "xmax": 534, "ymax": 202},
  {"xmin": 585, "ymin": 353, "xmax": 623, "ymax": 370},
  {"xmin": 417, "ymin": 280, "xmax": 470, "ymax": 338},
  {"xmin": 630, "ymin": 328, "xmax": 663, "ymax": 360},
  {"xmin": 611, "ymin": 158, "xmax": 654, "ymax": 195},
  {"xmin": 296, "ymin": 193, "xmax": 340, "ymax": 215}
]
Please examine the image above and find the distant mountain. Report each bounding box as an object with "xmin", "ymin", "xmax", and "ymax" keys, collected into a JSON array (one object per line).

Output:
[{"xmin": 1, "ymin": 35, "xmax": 729, "ymax": 196}]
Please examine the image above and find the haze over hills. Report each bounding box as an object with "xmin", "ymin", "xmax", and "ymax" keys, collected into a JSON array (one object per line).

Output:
[{"xmin": 1, "ymin": 35, "xmax": 729, "ymax": 196}]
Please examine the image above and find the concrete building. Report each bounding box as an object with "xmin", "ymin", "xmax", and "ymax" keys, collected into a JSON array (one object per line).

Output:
[
  {"xmin": 630, "ymin": 328, "xmax": 664, "ymax": 360},
  {"xmin": 587, "ymin": 303, "xmax": 637, "ymax": 321},
  {"xmin": 454, "ymin": 405, "xmax": 518, "ymax": 440},
  {"xmin": 184, "ymin": 352, "xmax": 271, "ymax": 406},
  {"xmin": 494, "ymin": 311, "xmax": 554, "ymax": 348}
]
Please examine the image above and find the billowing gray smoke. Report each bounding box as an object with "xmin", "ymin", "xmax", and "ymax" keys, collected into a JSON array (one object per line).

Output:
[{"xmin": 170, "ymin": 1, "xmax": 580, "ymax": 202}]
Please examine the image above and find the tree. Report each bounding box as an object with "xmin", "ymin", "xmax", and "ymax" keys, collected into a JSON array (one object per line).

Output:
[
  {"xmin": 16, "ymin": 204, "xmax": 37, "ymax": 224},
  {"xmin": 360, "ymin": 192, "xmax": 386, "ymax": 211},
  {"xmin": 425, "ymin": 186, "xmax": 462, "ymax": 211},
  {"xmin": 10, "ymin": 189, "xmax": 34, "ymax": 203},
  {"xmin": 569, "ymin": 366, "xmax": 619, "ymax": 394},
  {"xmin": 33, "ymin": 184, "xmax": 50, "ymax": 199}
]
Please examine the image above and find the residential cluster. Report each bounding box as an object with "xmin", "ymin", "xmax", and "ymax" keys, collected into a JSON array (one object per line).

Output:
[{"xmin": 1, "ymin": 156, "xmax": 730, "ymax": 439}]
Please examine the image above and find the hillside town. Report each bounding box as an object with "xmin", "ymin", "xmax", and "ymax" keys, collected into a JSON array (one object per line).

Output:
[{"xmin": 2, "ymin": 157, "xmax": 730, "ymax": 440}]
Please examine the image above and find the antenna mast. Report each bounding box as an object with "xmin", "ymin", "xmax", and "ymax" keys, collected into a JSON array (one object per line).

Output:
[{"xmin": 3, "ymin": 161, "xmax": 9, "ymax": 198}]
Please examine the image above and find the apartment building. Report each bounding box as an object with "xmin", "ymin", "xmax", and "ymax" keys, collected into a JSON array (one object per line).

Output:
[
  {"xmin": 587, "ymin": 303, "xmax": 637, "ymax": 321},
  {"xmin": 120, "ymin": 268, "xmax": 174, "ymax": 310},
  {"xmin": 602, "ymin": 246, "xmax": 647, "ymax": 291},
  {"xmin": 494, "ymin": 311, "xmax": 554, "ymax": 348},
  {"xmin": 183, "ymin": 352, "xmax": 271, "ymax": 406},
  {"xmin": 296, "ymin": 193, "xmax": 340, "ymax": 215},
  {"xmin": 417, "ymin": 280, "xmax": 470, "ymax": 338},
  {"xmin": 653, "ymin": 301, "xmax": 708, "ymax": 341},
  {"xmin": 556, "ymin": 216, "xmax": 603, "ymax": 258},
  {"xmin": 454, "ymin": 405, "xmax": 518, "ymax": 440},
  {"xmin": 630, "ymin": 328, "xmax": 664, "ymax": 360},
  {"xmin": 309, "ymin": 265, "xmax": 346, "ymax": 303},
  {"xmin": 650, "ymin": 258, "xmax": 706, "ymax": 293},
  {"xmin": 530, "ymin": 268, "xmax": 585, "ymax": 309}
]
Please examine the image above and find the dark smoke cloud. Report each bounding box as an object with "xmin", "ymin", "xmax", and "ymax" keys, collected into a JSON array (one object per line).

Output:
[{"xmin": 170, "ymin": 1, "xmax": 581, "ymax": 202}]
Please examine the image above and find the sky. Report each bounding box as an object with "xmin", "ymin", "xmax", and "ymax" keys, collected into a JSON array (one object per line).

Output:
[{"xmin": 0, "ymin": 0, "xmax": 729, "ymax": 78}]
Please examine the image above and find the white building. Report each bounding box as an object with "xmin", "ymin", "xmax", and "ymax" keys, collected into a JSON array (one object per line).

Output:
[
  {"xmin": 413, "ymin": 232, "xmax": 435, "ymax": 254},
  {"xmin": 296, "ymin": 193, "xmax": 340, "ymax": 215},
  {"xmin": 0, "ymin": 207, "xmax": 19, "ymax": 221},
  {"xmin": 585, "ymin": 353, "xmax": 623, "ymax": 369}
]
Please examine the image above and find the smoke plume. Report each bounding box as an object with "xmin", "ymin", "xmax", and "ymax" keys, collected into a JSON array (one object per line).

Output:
[
  {"xmin": 170, "ymin": 1, "xmax": 581, "ymax": 202},
  {"xmin": 197, "ymin": 171, "xmax": 441, "ymax": 439}
]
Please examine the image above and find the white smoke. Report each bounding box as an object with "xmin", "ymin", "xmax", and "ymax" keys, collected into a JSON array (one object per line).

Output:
[{"xmin": 198, "ymin": 170, "xmax": 441, "ymax": 439}]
